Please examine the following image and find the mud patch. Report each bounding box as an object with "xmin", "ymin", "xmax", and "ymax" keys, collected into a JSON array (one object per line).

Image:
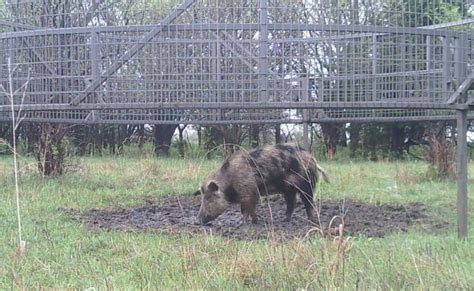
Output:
[{"xmin": 72, "ymin": 195, "xmax": 447, "ymax": 239}]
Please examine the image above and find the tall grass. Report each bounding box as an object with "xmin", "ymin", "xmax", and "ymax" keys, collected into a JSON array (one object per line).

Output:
[{"xmin": 0, "ymin": 155, "xmax": 473, "ymax": 289}]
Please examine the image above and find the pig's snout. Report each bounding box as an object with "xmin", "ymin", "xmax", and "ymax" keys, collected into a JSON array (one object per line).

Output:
[{"xmin": 197, "ymin": 212, "xmax": 214, "ymax": 225}]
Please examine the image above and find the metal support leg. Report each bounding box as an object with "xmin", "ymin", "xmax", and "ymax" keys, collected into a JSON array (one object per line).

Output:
[
  {"xmin": 457, "ymin": 109, "xmax": 468, "ymax": 239},
  {"xmin": 303, "ymin": 122, "xmax": 309, "ymax": 151},
  {"xmin": 302, "ymin": 77, "xmax": 310, "ymax": 151}
]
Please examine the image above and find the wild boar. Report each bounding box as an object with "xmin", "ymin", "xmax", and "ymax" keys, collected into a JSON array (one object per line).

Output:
[{"xmin": 197, "ymin": 144, "xmax": 329, "ymax": 224}]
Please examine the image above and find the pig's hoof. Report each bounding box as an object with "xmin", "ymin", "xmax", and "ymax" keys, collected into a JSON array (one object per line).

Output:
[
  {"xmin": 237, "ymin": 222, "xmax": 249, "ymax": 229},
  {"xmin": 237, "ymin": 219, "xmax": 258, "ymax": 227},
  {"xmin": 196, "ymin": 219, "xmax": 212, "ymax": 226}
]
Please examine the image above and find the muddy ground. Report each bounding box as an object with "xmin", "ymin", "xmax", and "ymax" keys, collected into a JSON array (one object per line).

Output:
[{"xmin": 70, "ymin": 195, "xmax": 448, "ymax": 240}]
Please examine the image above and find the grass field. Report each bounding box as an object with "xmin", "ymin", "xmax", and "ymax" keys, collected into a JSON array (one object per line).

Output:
[{"xmin": 1, "ymin": 154, "xmax": 473, "ymax": 289}]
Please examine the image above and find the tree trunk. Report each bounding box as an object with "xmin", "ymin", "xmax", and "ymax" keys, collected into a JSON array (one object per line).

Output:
[
  {"xmin": 250, "ymin": 124, "xmax": 260, "ymax": 148},
  {"xmin": 338, "ymin": 127, "xmax": 348, "ymax": 147},
  {"xmin": 367, "ymin": 125, "xmax": 378, "ymax": 161},
  {"xmin": 321, "ymin": 123, "xmax": 340, "ymax": 160},
  {"xmin": 154, "ymin": 124, "xmax": 178, "ymax": 156},
  {"xmin": 137, "ymin": 125, "xmax": 145, "ymax": 149},
  {"xmin": 31, "ymin": 123, "xmax": 68, "ymax": 176},
  {"xmin": 177, "ymin": 125, "xmax": 187, "ymax": 158},
  {"xmin": 68, "ymin": 124, "xmax": 90, "ymax": 156},
  {"xmin": 92, "ymin": 125, "xmax": 103, "ymax": 156},
  {"xmin": 197, "ymin": 126, "xmax": 202, "ymax": 147},
  {"xmin": 108, "ymin": 126, "xmax": 116, "ymax": 155},
  {"xmin": 221, "ymin": 125, "xmax": 240, "ymax": 158},
  {"xmin": 348, "ymin": 123, "xmax": 360, "ymax": 158},
  {"xmin": 205, "ymin": 126, "xmax": 222, "ymax": 159},
  {"xmin": 117, "ymin": 125, "xmax": 129, "ymax": 154},
  {"xmin": 275, "ymin": 124, "xmax": 281, "ymax": 144},
  {"xmin": 389, "ymin": 124, "xmax": 404, "ymax": 158}
]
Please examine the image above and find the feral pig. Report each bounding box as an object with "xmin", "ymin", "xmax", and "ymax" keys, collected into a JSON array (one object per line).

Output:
[{"xmin": 197, "ymin": 144, "xmax": 330, "ymax": 225}]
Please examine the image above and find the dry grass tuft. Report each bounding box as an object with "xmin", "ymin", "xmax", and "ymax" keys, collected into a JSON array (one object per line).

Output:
[
  {"xmin": 395, "ymin": 163, "xmax": 422, "ymax": 186},
  {"xmin": 95, "ymin": 160, "xmax": 118, "ymax": 174},
  {"xmin": 231, "ymin": 253, "xmax": 260, "ymax": 286},
  {"xmin": 424, "ymin": 130, "xmax": 456, "ymax": 180}
]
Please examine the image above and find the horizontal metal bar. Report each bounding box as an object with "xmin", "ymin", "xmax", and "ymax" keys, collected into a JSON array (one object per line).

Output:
[
  {"xmin": 1, "ymin": 112, "xmax": 473, "ymax": 126},
  {"xmin": 3, "ymin": 15, "xmax": 472, "ymax": 33},
  {"xmin": 424, "ymin": 18, "xmax": 474, "ymax": 29},
  {"xmin": 0, "ymin": 24, "xmax": 259, "ymax": 39},
  {"xmin": 1, "ymin": 23, "xmax": 468, "ymax": 40},
  {"xmin": 308, "ymin": 69, "xmax": 443, "ymax": 81},
  {"xmin": 8, "ymin": 18, "xmax": 471, "ymax": 43},
  {"xmin": 0, "ymin": 101, "xmax": 459, "ymax": 112},
  {"xmin": 270, "ymin": 18, "xmax": 474, "ymax": 42},
  {"xmin": 4, "ymin": 67, "xmax": 443, "ymax": 84},
  {"xmin": 267, "ymin": 24, "xmax": 468, "ymax": 38}
]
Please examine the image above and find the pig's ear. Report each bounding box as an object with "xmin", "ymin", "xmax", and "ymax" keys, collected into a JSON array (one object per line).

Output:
[
  {"xmin": 192, "ymin": 189, "xmax": 201, "ymax": 196},
  {"xmin": 207, "ymin": 181, "xmax": 219, "ymax": 192}
]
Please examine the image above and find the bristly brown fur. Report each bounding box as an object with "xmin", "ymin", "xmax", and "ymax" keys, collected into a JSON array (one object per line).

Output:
[{"xmin": 197, "ymin": 144, "xmax": 329, "ymax": 224}]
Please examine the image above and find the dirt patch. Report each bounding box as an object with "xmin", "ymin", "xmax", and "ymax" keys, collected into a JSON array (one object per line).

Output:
[{"xmin": 71, "ymin": 195, "xmax": 447, "ymax": 240}]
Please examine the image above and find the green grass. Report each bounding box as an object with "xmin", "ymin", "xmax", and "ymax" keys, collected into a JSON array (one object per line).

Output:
[{"xmin": 1, "ymin": 154, "xmax": 473, "ymax": 289}]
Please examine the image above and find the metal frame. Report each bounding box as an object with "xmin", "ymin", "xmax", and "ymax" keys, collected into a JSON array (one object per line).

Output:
[
  {"xmin": 0, "ymin": 24, "xmax": 471, "ymax": 115},
  {"xmin": 1, "ymin": 0, "xmax": 473, "ymax": 238}
]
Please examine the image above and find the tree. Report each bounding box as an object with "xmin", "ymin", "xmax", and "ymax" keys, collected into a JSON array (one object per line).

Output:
[{"xmin": 153, "ymin": 124, "xmax": 178, "ymax": 156}]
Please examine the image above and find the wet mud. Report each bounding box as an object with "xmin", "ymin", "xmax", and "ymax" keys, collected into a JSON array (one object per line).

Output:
[{"xmin": 69, "ymin": 195, "xmax": 447, "ymax": 240}]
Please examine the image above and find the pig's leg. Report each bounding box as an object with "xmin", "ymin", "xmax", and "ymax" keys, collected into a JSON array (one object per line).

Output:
[
  {"xmin": 298, "ymin": 181, "xmax": 317, "ymax": 223},
  {"xmin": 241, "ymin": 199, "xmax": 258, "ymax": 224},
  {"xmin": 283, "ymin": 191, "xmax": 296, "ymax": 221}
]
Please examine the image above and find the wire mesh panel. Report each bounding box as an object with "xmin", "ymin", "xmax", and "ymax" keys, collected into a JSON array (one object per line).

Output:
[{"xmin": 0, "ymin": 0, "xmax": 472, "ymax": 124}]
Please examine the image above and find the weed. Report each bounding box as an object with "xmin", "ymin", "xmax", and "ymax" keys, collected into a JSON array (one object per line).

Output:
[{"xmin": 0, "ymin": 156, "xmax": 473, "ymax": 289}]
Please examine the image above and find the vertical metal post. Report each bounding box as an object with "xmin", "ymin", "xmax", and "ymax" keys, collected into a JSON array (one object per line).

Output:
[
  {"xmin": 8, "ymin": 38, "xmax": 15, "ymax": 66},
  {"xmin": 454, "ymin": 36, "xmax": 468, "ymax": 90},
  {"xmin": 7, "ymin": 38, "xmax": 15, "ymax": 106},
  {"xmin": 426, "ymin": 35, "xmax": 433, "ymax": 101},
  {"xmin": 371, "ymin": 34, "xmax": 377, "ymax": 118},
  {"xmin": 90, "ymin": 31, "xmax": 103, "ymax": 103},
  {"xmin": 211, "ymin": 37, "xmax": 220, "ymax": 121},
  {"xmin": 302, "ymin": 77, "xmax": 310, "ymax": 150},
  {"xmin": 91, "ymin": 32, "xmax": 99, "ymax": 82},
  {"xmin": 400, "ymin": 35, "xmax": 406, "ymax": 99},
  {"xmin": 454, "ymin": 35, "xmax": 469, "ymax": 239},
  {"xmin": 442, "ymin": 36, "xmax": 449, "ymax": 98},
  {"xmin": 89, "ymin": 31, "xmax": 101, "ymax": 121},
  {"xmin": 371, "ymin": 34, "xmax": 377, "ymax": 102},
  {"xmin": 258, "ymin": 0, "xmax": 269, "ymax": 102},
  {"xmin": 302, "ymin": 123, "xmax": 310, "ymax": 150},
  {"xmin": 457, "ymin": 109, "xmax": 468, "ymax": 239}
]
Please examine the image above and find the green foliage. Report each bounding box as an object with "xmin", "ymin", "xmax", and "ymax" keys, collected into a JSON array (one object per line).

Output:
[
  {"xmin": 384, "ymin": 0, "xmax": 463, "ymax": 27},
  {"xmin": 0, "ymin": 0, "xmax": 7, "ymax": 19},
  {"xmin": 0, "ymin": 156, "xmax": 473, "ymax": 289}
]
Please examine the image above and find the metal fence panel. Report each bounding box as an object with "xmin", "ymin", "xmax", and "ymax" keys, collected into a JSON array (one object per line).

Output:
[{"xmin": 0, "ymin": 0, "xmax": 472, "ymax": 124}]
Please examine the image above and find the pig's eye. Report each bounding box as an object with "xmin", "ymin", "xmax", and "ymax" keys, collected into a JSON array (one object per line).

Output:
[{"xmin": 204, "ymin": 192, "xmax": 219, "ymax": 201}]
